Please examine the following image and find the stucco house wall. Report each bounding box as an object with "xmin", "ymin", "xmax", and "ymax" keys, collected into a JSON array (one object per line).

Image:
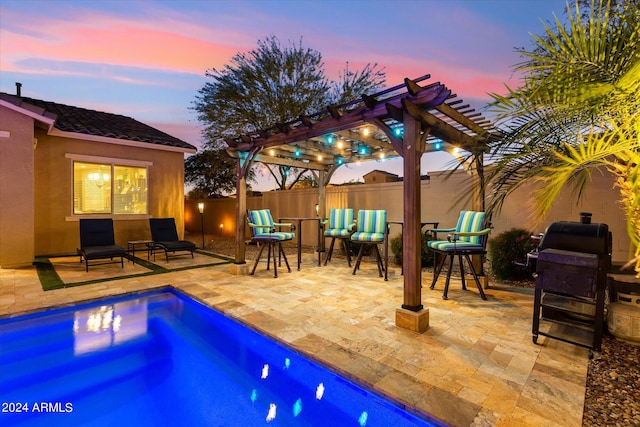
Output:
[
  {"xmin": 0, "ymin": 93, "xmax": 196, "ymax": 267},
  {"xmin": 33, "ymin": 130, "xmax": 188, "ymax": 256},
  {"xmin": 0, "ymin": 107, "xmax": 37, "ymax": 268}
]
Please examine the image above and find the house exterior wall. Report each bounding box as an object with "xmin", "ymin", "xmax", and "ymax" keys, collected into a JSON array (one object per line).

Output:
[
  {"xmin": 0, "ymin": 106, "xmax": 35, "ymax": 268},
  {"xmin": 33, "ymin": 129, "xmax": 187, "ymax": 256},
  {"xmin": 186, "ymin": 167, "xmax": 628, "ymax": 264}
]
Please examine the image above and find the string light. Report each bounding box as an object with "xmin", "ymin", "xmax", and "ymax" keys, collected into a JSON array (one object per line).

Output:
[{"xmin": 326, "ymin": 135, "xmax": 335, "ymax": 145}]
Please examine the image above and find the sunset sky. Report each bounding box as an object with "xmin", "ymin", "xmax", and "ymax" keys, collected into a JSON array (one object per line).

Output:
[{"xmin": 0, "ymin": 0, "xmax": 568, "ymax": 190}]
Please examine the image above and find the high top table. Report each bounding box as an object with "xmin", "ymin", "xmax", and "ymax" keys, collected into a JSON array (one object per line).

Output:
[{"xmin": 279, "ymin": 217, "xmax": 323, "ymax": 270}]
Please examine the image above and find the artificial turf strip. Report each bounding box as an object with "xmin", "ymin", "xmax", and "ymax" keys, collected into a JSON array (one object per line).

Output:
[
  {"xmin": 33, "ymin": 257, "xmax": 64, "ymax": 291},
  {"xmin": 34, "ymin": 252, "xmax": 232, "ymax": 291}
]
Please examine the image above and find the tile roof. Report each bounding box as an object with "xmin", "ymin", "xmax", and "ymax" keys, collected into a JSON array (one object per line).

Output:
[{"xmin": 0, "ymin": 92, "xmax": 196, "ymax": 151}]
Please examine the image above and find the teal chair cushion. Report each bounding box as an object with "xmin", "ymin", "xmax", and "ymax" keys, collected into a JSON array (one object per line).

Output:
[
  {"xmin": 454, "ymin": 211, "xmax": 486, "ymax": 245},
  {"xmin": 324, "ymin": 209, "xmax": 355, "ymax": 237},
  {"xmin": 248, "ymin": 209, "xmax": 294, "ymax": 241},
  {"xmin": 351, "ymin": 210, "xmax": 386, "ymax": 243},
  {"xmin": 426, "ymin": 210, "xmax": 487, "ymax": 252}
]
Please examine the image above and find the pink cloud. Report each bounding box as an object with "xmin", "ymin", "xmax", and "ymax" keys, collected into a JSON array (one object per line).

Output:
[{"xmin": 1, "ymin": 8, "xmax": 247, "ymax": 77}]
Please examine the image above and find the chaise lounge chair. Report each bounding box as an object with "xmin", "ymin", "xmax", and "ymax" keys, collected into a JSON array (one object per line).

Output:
[
  {"xmin": 149, "ymin": 218, "xmax": 196, "ymax": 262},
  {"xmin": 78, "ymin": 218, "xmax": 126, "ymax": 272}
]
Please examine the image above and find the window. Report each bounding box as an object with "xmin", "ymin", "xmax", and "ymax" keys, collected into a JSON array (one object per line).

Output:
[{"xmin": 73, "ymin": 162, "xmax": 148, "ymax": 215}]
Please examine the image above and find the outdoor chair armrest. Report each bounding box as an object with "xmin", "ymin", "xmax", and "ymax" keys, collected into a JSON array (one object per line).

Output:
[
  {"xmin": 273, "ymin": 222, "xmax": 295, "ymax": 231},
  {"xmin": 432, "ymin": 227, "xmax": 456, "ymax": 233},
  {"xmin": 447, "ymin": 227, "xmax": 491, "ymax": 241},
  {"xmin": 248, "ymin": 222, "xmax": 276, "ymax": 233}
]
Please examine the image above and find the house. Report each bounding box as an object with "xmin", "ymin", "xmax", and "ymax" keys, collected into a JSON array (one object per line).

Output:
[
  {"xmin": 362, "ymin": 170, "xmax": 430, "ymax": 185},
  {"xmin": 362, "ymin": 170, "xmax": 400, "ymax": 184},
  {"xmin": 0, "ymin": 88, "xmax": 197, "ymax": 268}
]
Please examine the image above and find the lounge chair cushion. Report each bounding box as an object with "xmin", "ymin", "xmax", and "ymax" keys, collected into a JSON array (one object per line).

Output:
[{"xmin": 81, "ymin": 245, "xmax": 127, "ymax": 260}]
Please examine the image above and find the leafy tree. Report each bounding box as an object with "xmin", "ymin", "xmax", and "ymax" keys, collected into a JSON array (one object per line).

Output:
[
  {"xmin": 193, "ymin": 35, "xmax": 385, "ymax": 190},
  {"xmin": 477, "ymin": 0, "xmax": 640, "ymax": 273},
  {"xmin": 185, "ymin": 148, "xmax": 255, "ymax": 198}
]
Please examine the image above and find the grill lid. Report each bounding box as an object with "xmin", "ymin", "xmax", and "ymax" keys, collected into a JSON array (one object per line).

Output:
[{"xmin": 538, "ymin": 221, "xmax": 610, "ymax": 255}]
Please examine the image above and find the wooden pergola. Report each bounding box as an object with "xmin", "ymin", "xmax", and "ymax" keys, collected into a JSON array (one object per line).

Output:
[{"xmin": 225, "ymin": 74, "xmax": 500, "ymax": 331}]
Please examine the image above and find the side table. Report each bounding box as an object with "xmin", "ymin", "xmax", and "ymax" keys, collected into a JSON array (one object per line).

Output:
[{"xmin": 127, "ymin": 240, "xmax": 153, "ymax": 265}]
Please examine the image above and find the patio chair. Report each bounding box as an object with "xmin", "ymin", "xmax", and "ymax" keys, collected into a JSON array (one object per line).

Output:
[
  {"xmin": 149, "ymin": 218, "xmax": 196, "ymax": 262},
  {"xmin": 247, "ymin": 209, "xmax": 295, "ymax": 278},
  {"xmin": 322, "ymin": 208, "xmax": 356, "ymax": 266},
  {"xmin": 426, "ymin": 210, "xmax": 490, "ymax": 300},
  {"xmin": 78, "ymin": 218, "xmax": 126, "ymax": 272},
  {"xmin": 350, "ymin": 210, "xmax": 387, "ymax": 277}
]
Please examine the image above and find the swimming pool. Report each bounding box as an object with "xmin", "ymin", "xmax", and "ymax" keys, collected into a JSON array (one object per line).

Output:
[{"xmin": 0, "ymin": 289, "xmax": 440, "ymax": 426}]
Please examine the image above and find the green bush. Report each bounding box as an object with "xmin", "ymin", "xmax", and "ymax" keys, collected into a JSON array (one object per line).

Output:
[
  {"xmin": 390, "ymin": 233, "xmax": 435, "ymax": 268},
  {"xmin": 488, "ymin": 228, "xmax": 537, "ymax": 280}
]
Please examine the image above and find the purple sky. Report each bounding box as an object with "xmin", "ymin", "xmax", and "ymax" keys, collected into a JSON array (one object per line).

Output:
[{"xmin": 0, "ymin": 0, "xmax": 568, "ymax": 190}]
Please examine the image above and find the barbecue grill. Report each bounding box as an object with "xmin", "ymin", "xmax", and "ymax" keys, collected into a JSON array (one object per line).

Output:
[{"xmin": 532, "ymin": 214, "xmax": 612, "ymax": 352}]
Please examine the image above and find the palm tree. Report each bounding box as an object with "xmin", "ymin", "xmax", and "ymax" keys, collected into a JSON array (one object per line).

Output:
[{"xmin": 479, "ymin": 0, "xmax": 640, "ymax": 274}]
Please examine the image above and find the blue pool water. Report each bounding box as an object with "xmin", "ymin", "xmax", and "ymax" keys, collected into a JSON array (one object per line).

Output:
[{"xmin": 0, "ymin": 289, "xmax": 440, "ymax": 426}]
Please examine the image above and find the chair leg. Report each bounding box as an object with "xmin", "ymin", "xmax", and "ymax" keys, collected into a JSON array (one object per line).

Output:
[
  {"xmin": 430, "ymin": 252, "xmax": 447, "ymax": 289},
  {"xmin": 120, "ymin": 257, "xmax": 124, "ymax": 269},
  {"xmin": 266, "ymin": 243, "xmax": 272, "ymax": 271},
  {"xmin": 324, "ymin": 238, "xmax": 336, "ymax": 265},
  {"xmin": 443, "ymin": 254, "xmax": 455, "ymax": 300},
  {"xmin": 374, "ymin": 245, "xmax": 383, "ymax": 277},
  {"xmin": 352, "ymin": 244, "xmax": 365, "ymax": 275},
  {"xmin": 458, "ymin": 255, "xmax": 467, "ymax": 290},
  {"xmin": 464, "ymin": 254, "xmax": 487, "ymax": 300},
  {"xmin": 251, "ymin": 244, "xmax": 267, "ymax": 275},
  {"xmin": 342, "ymin": 239, "xmax": 352, "ymax": 267},
  {"xmin": 279, "ymin": 243, "xmax": 291, "ymax": 273},
  {"xmin": 271, "ymin": 242, "xmax": 278, "ymax": 278}
]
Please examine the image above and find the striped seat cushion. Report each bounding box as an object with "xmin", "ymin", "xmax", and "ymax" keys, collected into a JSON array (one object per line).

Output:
[
  {"xmin": 351, "ymin": 210, "xmax": 386, "ymax": 243},
  {"xmin": 248, "ymin": 209, "xmax": 294, "ymax": 241},
  {"xmin": 324, "ymin": 209, "xmax": 354, "ymax": 237},
  {"xmin": 253, "ymin": 232, "xmax": 294, "ymax": 242},
  {"xmin": 427, "ymin": 241, "xmax": 483, "ymax": 252},
  {"xmin": 454, "ymin": 211, "xmax": 486, "ymax": 244},
  {"xmin": 427, "ymin": 210, "xmax": 487, "ymax": 252}
]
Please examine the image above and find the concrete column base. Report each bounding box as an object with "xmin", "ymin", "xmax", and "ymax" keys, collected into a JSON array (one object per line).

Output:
[
  {"xmin": 395, "ymin": 307, "xmax": 429, "ymax": 333},
  {"xmin": 229, "ymin": 263, "xmax": 249, "ymax": 275},
  {"xmin": 466, "ymin": 274, "xmax": 489, "ymax": 289}
]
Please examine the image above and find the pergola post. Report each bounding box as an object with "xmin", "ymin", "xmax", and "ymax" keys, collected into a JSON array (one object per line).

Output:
[
  {"xmin": 317, "ymin": 170, "xmax": 327, "ymax": 252},
  {"xmin": 395, "ymin": 114, "xmax": 429, "ymax": 332},
  {"xmin": 230, "ymin": 157, "xmax": 249, "ymax": 275}
]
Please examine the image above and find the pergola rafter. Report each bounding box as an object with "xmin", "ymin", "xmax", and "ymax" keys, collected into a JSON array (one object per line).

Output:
[{"xmin": 225, "ymin": 74, "xmax": 500, "ymax": 331}]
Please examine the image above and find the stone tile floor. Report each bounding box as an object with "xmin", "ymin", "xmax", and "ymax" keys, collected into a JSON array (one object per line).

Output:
[{"xmin": 0, "ymin": 251, "xmax": 590, "ymax": 427}]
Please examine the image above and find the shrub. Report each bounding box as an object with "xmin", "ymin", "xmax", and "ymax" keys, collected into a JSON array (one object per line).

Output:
[
  {"xmin": 488, "ymin": 228, "xmax": 537, "ymax": 280},
  {"xmin": 390, "ymin": 233, "xmax": 435, "ymax": 268}
]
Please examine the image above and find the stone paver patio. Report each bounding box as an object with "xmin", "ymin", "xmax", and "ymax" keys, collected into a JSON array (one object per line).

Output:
[{"xmin": 0, "ymin": 251, "xmax": 589, "ymax": 426}]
